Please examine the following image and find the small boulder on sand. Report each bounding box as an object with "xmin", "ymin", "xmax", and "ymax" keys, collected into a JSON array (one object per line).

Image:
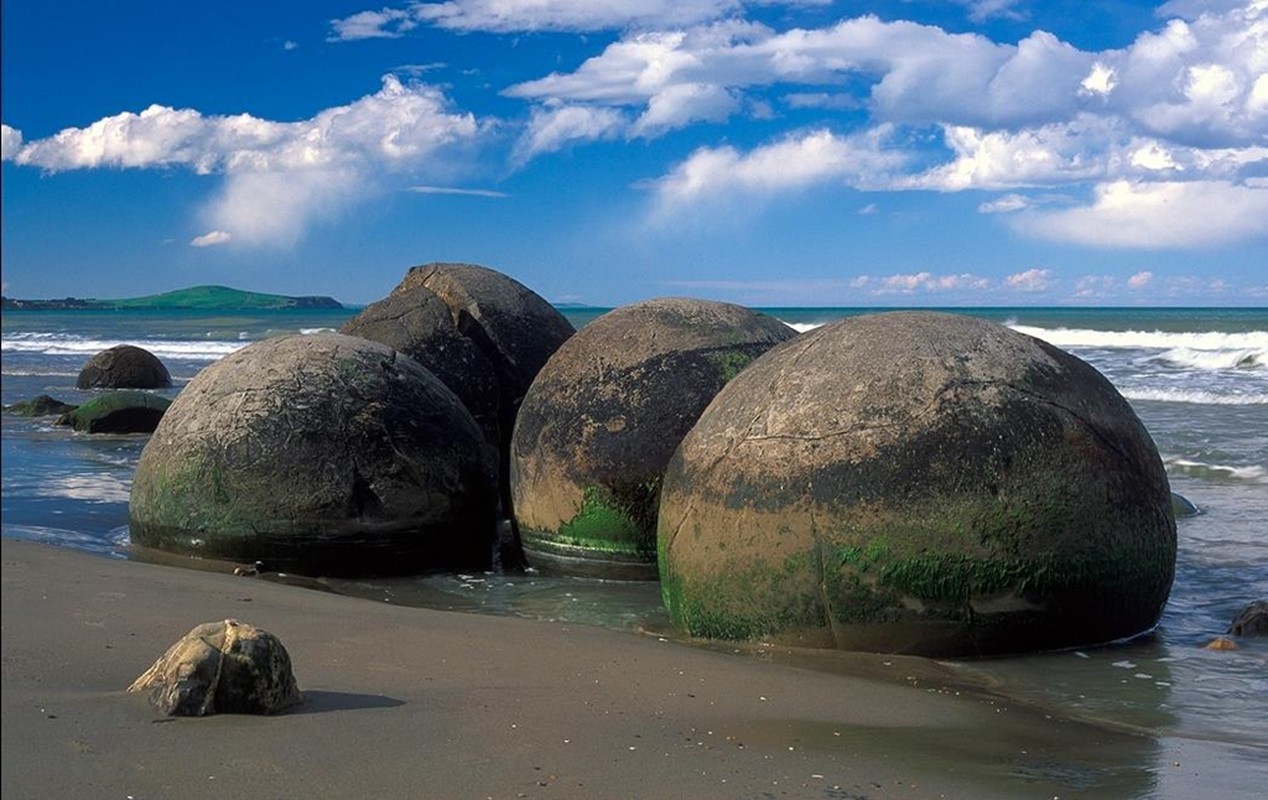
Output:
[{"xmin": 128, "ymin": 619, "xmax": 302, "ymax": 716}]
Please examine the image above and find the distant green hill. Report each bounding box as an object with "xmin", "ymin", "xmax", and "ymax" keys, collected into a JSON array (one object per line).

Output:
[{"xmin": 3, "ymin": 285, "xmax": 344, "ymax": 311}]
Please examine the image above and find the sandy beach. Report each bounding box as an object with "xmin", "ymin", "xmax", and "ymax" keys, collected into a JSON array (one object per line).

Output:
[{"xmin": 1, "ymin": 538, "xmax": 1246, "ymax": 799}]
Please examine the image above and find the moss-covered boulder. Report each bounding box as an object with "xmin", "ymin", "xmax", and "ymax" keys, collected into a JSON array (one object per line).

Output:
[
  {"xmin": 341, "ymin": 262, "xmax": 575, "ymax": 567},
  {"xmin": 5, "ymin": 394, "xmax": 77, "ymax": 417},
  {"xmin": 56, "ymin": 391, "xmax": 170, "ymax": 433},
  {"xmin": 129, "ymin": 333, "xmax": 498, "ymax": 576},
  {"xmin": 658, "ymin": 311, "xmax": 1176, "ymax": 656},
  {"xmin": 77, "ymin": 344, "xmax": 172, "ymax": 389},
  {"xmin": 510, "ymin": 298, "xmax": 796, "ymax": 579}
]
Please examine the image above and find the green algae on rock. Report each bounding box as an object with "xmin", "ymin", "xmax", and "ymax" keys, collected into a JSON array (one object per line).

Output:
[
  {"xmin": 657, "ymin": 311, "xmax": 1177, "ymax": 657},
  {"xmin": 510, "ymin": 297, "xmax": 795, "ymax": 580},
  {"xmin": 128, "ymin": 333, "xmax": 497, "ymax": 577},
  {"xmin": 56, "ymin": 391, "xmax": 170, "ymax": 433}
]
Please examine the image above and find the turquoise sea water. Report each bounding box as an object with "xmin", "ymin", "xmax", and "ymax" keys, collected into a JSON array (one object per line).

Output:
[{"xmin": 2, "ymin": 305, "xmax": 1266, "ymax": 795}]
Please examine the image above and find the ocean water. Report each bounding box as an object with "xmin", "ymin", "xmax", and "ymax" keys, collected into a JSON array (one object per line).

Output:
[{"xmin": 3, "ymin": 305, "xmax": 1266, "ymax": 794}]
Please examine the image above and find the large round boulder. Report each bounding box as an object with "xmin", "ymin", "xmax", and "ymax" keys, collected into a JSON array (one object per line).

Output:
[
  {"xmin": 511, "ymin": 298, "xmax": 796, "ymax": 579},
  {"xmin": 658, "ymin": 311, "xmax": 1176, "ymax": 656},
  {"xmin": 129, "ymin": 333, "xmax": 498, "ymax": 576},
  {"xmin": 77, "ymin": 344, "xmax": 172, "ymax": 389},
  {"xmin": 341, "ymin": 262, "xmax": 575, "ymax": 566}
]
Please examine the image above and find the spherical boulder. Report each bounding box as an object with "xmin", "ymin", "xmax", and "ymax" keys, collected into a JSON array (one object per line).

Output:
[
  {"xmin": 341, "ymin": 262, "xmax": 575, "ymax": 566},
  {"xmin": 129, "ymin": 333, "xmax": 497, "ymax": 576},
  {"xmin": 128, "ymin": 619, "xmax": 302, "ymax": 716},
  {"xmin": 658, "ymin": 311, "xmax": 1176, "ymax": 656},
  {"xmin": 511, "ymin": 298, "xmax": 796, "ymax": 579},
  {"xmin": 77, "ymin": 344, "xmax": 172, "ymax": 389},
  {"xmin": 55, "ymin": 390, "xmax": 170, "ymax": 433}
]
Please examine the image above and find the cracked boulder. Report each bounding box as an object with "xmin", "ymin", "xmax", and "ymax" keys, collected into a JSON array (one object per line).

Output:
[
  {"xmin": 129, "ymin": 333, "xmax": 498, "ymax": 576},
  {"xmin": 129, "ymin": 619, "xmax": 302, "ymax": 716},
  {"xmin": 657, "ymin": 311, "xmax": 1177, "ymax": 656},
  {"xmin": 341, "ymin": 262, "xmax": 575, "ymax": 567},
  {"xmin": 78, "ymin": 344, "xmax": 172, "ymax": 389},
  {"xmin": 510, "ymin": 298, "xmax": 795, "ymax": 579}
]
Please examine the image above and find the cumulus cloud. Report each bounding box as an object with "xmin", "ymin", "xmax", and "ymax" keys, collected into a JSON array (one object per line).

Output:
[
  {"xmin": 1, "ymin": 124, "xmax": 22, "ymax": 160},
  {"xmin": 190, "ymin": 230, "xmax": 232, "ymax": 247},
  {"xmin": 1013, "ymin": 180, "xmax": 1268, "ymax": 248},
  {"xmin": 8, "ymin": 75, "xmax": 484, "ymax": 246},
  {"xmin": 329, "ymin": 7, "xmax": 419, "ymax": 40},
  {"xmin": 1006, "ymin": 268, "xmax": 1052, "ymax": 291},
  {"xmin": 489, "ymin": 1, "xmax": 1267, "ymax": 248},
  {"xmin": 650, "ymin": 127, "xmax": 910, "ymax": 212},
  {"xmin": 513, "ymin": 104, "xmax": 628, "ymax": 163}
]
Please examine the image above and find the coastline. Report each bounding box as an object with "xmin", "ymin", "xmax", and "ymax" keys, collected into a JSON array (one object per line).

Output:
[{"xmin": 3, "ymin": 539, "xmax": 1253, "ymax": 799}]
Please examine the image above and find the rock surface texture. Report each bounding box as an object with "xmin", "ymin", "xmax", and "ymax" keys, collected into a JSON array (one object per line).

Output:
[
  {"xmin": 129, "ymin": 333, "xmax": 497, "ymax": 576},
  {"xmin": 128, "ymin": 619, "xmax": 302, "ymax": 716},
  {"xmin": 658, "ymin": 311, "xmax": 1177, "ymax": 656},
  {"xmin": 511, "ymin": 298, "xmax": 796, "ymax": 579},
  {"xmin": 77, "ymin": 344, "xmax": 172, "ymax": 389},
  {"xmin": 341, "ymin": 262, "xmax": 575, "ymax": 567},
  {"xmin": 56, "ymin": 391, "xmax": 170, "ymax": 433}
]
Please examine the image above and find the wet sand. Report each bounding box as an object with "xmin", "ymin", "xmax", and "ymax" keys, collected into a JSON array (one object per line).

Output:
[{"xmin": 1, "ymin": 539, "xmax": 1230, "ymax": 799}]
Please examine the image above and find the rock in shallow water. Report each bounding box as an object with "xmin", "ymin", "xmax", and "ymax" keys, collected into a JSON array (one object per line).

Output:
[
  {"xmin": 56, "ymin": 391, "xmax": 170, "ymax": 433},
  {"xmin": 4, "ymin": 394, "xmax": 77, "ymax": 417},
  {"xmin": 510, "ymin": 298, "xmax": 795, "ymax": 579},
  {"xmin": 128, "ymin": 619, "xmax": 302, "ymax": 716},
  {"xmin": 1227, "ymin": 600, "xmax": 1268, "ymax": 637},
  {"xmin": 128, "ymin": 333, "xmax": 497, "ymax": 576},
  {"xmin": 77, "ymin": 344, "xmax": 172, "ymax": 389},
  {"xmin": 658, "ymin": 311, "xmax": 1177, "ymax": 657}
]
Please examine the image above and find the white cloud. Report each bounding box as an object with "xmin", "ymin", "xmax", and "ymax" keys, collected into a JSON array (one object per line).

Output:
[
  {"xmin": 957, "ymin": 0, "xmax": 1026, "ymax": 23},
  {"xmin": 9, "ymin": 75, "xmax": 484, "ymax": 246},
  {"xmin": 513, "ymin": 104, "xmax": 627, "ymax": 163},
  {"xmin": 331, "ymin": 1, "xmax": 795, "ymax": 37},
  {"xmin": 1006, "ymin": 268, "xmax": 1052, "ymax": 291},
  {"xmin": 408, "ymin": 185, "xmax": 508, "ymax": 197},
  {"xmin": 1013, "ymin": 180, "xmax": 1268, "ymax": 248},
  {"xmin": 849, "ymin": 272, "xmax": 993, "ymax": 294},
  {"xmin": 1080, "ymin": 62, "xmax": 1117, "ymax": 96},
  {"xmin": 649, "ymin": 127, "xmax": 909, "ymax": 212},
  {"xmin": 329, "ymin": 7, "xmax": 419, "ymax": 40},
  {"xmin": 283, "ymin": 40, "xmax": 299, "ymax": 51},
  {"xmin": 190, "ymin": 230, "xmax": 231, "ymax": 247},
  {"xmin": 1, "ymin": 124, "xmax": 22, "ymax": 160},
  {"xmin": 978, "ymin": 193, "xmax": 1032, "ymax": 213},
  {"xmin": 1128, "ymin": 270, "xmax": 1155, "ymax": 288}
]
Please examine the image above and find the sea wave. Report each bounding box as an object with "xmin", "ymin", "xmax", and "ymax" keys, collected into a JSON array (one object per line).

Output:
[
  {"xmin": 1155, "ymin": 347, "xmax": 1260, "ymax": 370},
  {"xmin": 0, "ymin": 333, "xmax": 245, "ymax": 361},
  {"xmin": 1119, "ymin": 387, "xmax": 1268, "ymax": 405},
  {"xmin": 781, "ymin": 320, "xmax": 827, "ymax": 333},
  {"xmin": 1163, "ymin": 457, "xmax": 1267, "ymax": 484},
  {"xmin": 1010, "ymin": 325, "xmax": 1268, "ymax": 355}
]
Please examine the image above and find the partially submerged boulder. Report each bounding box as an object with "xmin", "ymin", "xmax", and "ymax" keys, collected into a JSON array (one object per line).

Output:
[
  {"xmin": 55, "ymin": 391, "xmax": 170, "ymax": 433},
  {"xmin": 129, "ymin": 333, "xmax": 498, "ymax": 576},
  {"xmin": 77, "ymin": 344, "xmax": 171, "ymax": 389},
  {"xmin": 341, "ymin": 262, "xmax": 575, "ymax": 567},
  {"xmin": 4, "ymin": 394, "xmax": 77, "ymax": 417},
  {"xmin": 510, "ymin": 298, "xmax": 796, "ymax": 579},
  {"xmin": 128, "ymin": 619, "xmax": 302, "ymax": 716},
  {"xmin": 1227, "ymin": 600, "xmax": 1268, "ymax": 637},
  {"xmin": 658, "ymin": 311, "xmax": 1177, "ymax": 656}
]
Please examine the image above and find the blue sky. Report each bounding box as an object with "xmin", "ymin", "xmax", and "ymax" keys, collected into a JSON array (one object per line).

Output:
[{"xmin": 2, "ymin": 1, "xmax": 1265, "ymax": 307}]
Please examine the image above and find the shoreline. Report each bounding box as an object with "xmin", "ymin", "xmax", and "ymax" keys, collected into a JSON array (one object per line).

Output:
[{"xmin": 4, "ymin": 539, "xmax": 1253, "ymax": 799}]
